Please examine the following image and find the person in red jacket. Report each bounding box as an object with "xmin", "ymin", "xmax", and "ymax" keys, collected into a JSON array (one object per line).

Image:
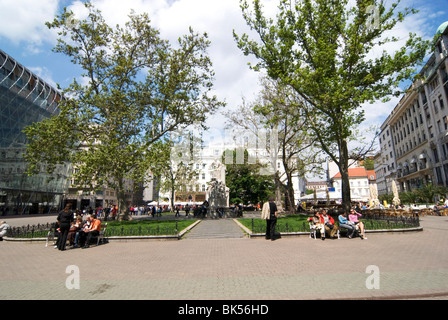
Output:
[{"xmin": 320, "ymin": 209, "xmax": 338, "ymax": 239}]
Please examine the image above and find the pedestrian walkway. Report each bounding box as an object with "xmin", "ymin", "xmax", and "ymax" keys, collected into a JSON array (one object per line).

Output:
[
  {"xmin": 184, "ymin": 219, "xmax": 246, "ymax": 239},
  {"xmin": 1, "ymin": 215, "xmax": 448, "ymax": 300}
]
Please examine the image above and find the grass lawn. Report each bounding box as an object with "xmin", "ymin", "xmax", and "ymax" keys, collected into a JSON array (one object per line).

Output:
[
  {"xmin": 238, "ymin": 214, "xmax": 419, "ymax": 233},
  {"xmin": 104, "ymin": 219, "xmax": 198, "ymax": 236},
  {"xmin": 238, "ymin": 215, "xmax": 310, "ymax": 233}
]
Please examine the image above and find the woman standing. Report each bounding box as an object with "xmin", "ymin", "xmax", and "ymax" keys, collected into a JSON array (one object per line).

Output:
[{"xmin": 57, "ymin": 203, "xmax": 74, "ymax": 251}]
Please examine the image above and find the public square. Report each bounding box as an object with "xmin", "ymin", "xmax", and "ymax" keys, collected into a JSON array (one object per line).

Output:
[{"xmin": 1, "ymin": 213, "xmax": 448, "ymax": 301}]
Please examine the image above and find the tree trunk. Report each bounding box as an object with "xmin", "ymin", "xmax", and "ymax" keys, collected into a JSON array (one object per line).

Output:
[
  {"xmin": 284, "ymin": 174, "xmax": 296, "ymax": 214},
  {"xmin": 274, "ymin": 173, "xmax": 284, "ymax": 212},
  {"xmin": 117, "ymin": 178, "xmax": 130, "ymax": 221},
  {"xmin": 170, "ymin": 185, "xmax": 175, "ymax": 213},
  {"xmin": 339, "ymin": 139, "xmax": 351, "ymax": 213}
]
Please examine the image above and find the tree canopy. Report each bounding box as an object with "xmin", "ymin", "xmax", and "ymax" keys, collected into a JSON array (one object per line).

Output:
[
  {"xmin": 24, "ymin": 2, "xmax": 223, "ymax": 219},
  {"xmin": 224, "ymin": 149, "xmax": 275, "ymax": 205},
  {"xmin": 234, "ymin": 0, "xmax": 430, "ymax": 210}
]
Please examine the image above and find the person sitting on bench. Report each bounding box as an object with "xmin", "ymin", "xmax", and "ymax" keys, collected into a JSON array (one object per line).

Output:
[
  {"xmin": 79, "ymin": 215, "xmax": 102, "ymax": 248},
  {"xmin": 338, "ymin": 211, "xmax": 356, "ymax": 239}
]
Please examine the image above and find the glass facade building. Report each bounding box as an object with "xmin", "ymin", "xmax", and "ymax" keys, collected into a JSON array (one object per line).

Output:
[{"xmin": 0, "ymin": 49, "xmax": 70, "ymax": 215}]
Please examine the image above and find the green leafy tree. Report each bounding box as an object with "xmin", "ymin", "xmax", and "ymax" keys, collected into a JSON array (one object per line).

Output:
[
  {"xmin": 224, "ymin": 149, "xmax": 275, "ymax": 205},
  {"xmin": 224, "ymin": 76, "xmax": 323, "ymax": 212},
  {"xmin": 414, "ymin": 184, "xmax": 448, "ymax": 204},
  {"xmin": 361, "ymin": 157, "xmax": 375, "ymax": 170},
  {"xmin": 378, "ymin": 193, "xmax": 393, "ymax": 206},
  {"xmin": 234, "ymin": 0, "xmax": 430, "ymax": 211},
  {"xmin": 399, "ymin": 191, "xmax": 417, "ymax": 204},
  {"xmin": 24, "ymin": 3, "xmax": 223, "ymax": 220},
  {"xmin": 157, "ymin": 130, "xmax": 203, "ymax": 210}
]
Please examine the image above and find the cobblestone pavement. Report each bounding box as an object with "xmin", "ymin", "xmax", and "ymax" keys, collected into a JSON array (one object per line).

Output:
[{"xmin": 1, "ymin": 214, "xmax": 448, "ymax": 301}]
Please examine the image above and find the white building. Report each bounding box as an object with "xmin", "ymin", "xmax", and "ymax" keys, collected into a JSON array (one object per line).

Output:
[
  {"xmin": 374, "ymin": 112, "xmax": 398, "ymax": 196},
  {"xmin": 332, "ymin": 167, "xmax": 377, "ymax": 203},
  {"xmin": 155, "ymin": 141, "xmax": 307, "ymax": 206}
]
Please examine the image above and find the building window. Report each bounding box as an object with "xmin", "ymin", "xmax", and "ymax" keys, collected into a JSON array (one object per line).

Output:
[
  {"xmin": 434, "ymin": 148, "xmax": 440, "ymax": 163},
  {"xmin": 434, "ymin": 100, "xmax": 439, "ymax": 113},
  {"xmin": 429, "ymin": 77, "xmax": 440, "ymax": 92}
]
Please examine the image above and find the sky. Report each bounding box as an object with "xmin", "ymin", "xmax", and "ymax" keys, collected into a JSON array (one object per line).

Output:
[{"xmin": 1, "ymin": 0, "xmax": 447, "ymax": 156}]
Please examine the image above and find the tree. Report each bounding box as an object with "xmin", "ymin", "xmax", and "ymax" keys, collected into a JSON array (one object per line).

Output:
[
  {"xmin": 24, "ymin": 2, "xmax": 223, "ymax": 220},
  {"xmin": 362, "ymin": 157, "xmax": 375, "ymax": 170},
  {"xmin": 156, "ymin": 130, "xmax": 202, "ymax": 210},
  {"xmin": 224, "ymin": 76, "xmax": 323, "ymax": 212},
  {"xmin": 224, "ymin": 149, "xmax": 275, "ymax": 205},
  {"xmin": 414, "ymin": 184, "xmax": 448, "ymax": 204},
  {"xmin": 234, "ymin": 0, "xmax": 430, "ymax": 211}
]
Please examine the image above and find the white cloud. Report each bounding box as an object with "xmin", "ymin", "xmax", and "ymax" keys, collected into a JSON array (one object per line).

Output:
[{"xmin": 0, "ymin": 0, "xmax": 59, "ymax": 47}]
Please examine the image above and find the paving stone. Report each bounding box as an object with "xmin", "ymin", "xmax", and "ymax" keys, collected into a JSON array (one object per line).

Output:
[{"xmin": 1, "ymin": 214, "xmax": 447, "ymax": 300}]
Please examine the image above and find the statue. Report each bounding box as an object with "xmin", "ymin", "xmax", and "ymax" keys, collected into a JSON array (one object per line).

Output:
[
  {"xmin": 209, "ymin": 160, "xmax": 226, "ymax": 185},
  {"xmin": 205, "ymin": 160, "xmax": 230, "ymax": 217},
  {"xmin": 392, "ymin": 180, "xmax": 401, "ymax": 207},
  {"xmin": 207, "ymin": 178, "xmax": 230, "ymax": 209}
]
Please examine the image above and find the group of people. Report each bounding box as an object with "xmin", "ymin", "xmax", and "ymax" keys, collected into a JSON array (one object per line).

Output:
[
  {"xmin": 55, "ymin": 203, "xmax": 102, "ymax": 251},
  {"xmin": 308, "ymin": 209, "xmax": 338, "ymax": 240},
  {"xmin": 309, "ymin": 208, "xmax": 367, "ymax": 240},
  {"xmin": 262, "ymin": 196, "xmax": 368, "ymax": 241}
]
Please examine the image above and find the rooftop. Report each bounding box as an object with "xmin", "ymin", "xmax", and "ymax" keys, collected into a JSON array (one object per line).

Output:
[{"xmin": 436, "ymin": 21, "xmax": 448, "ymax": 37}]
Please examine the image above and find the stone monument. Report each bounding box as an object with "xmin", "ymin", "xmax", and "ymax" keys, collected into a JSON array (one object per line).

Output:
[{"xmin": 206, "ymin": 160, "xmax": 230, "ymax": 210}]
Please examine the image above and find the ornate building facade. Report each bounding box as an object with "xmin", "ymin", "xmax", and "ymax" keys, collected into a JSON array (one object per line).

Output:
[{"xmin": 375, "ymin": 22, "xmax": 448, "ymax": 194}]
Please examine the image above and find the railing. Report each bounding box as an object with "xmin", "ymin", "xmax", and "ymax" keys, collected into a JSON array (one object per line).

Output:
[
  {"xmin": 247, "ymin": 214, "xmax": 420, "ymax": 234},
  {"xmin": 6, "ymin": 220, "xmax": 184, "ymax": 238},
  {"xmin": 361, "ymin": 214, "xmax": 420, "ymax": 229},
  {"xmin": 106, "ymin": 223, "xmax": 180, "ymax": 236},
  {"xmin": 7, "ymin": 222, "xmax": 56, "ymax": 238}
]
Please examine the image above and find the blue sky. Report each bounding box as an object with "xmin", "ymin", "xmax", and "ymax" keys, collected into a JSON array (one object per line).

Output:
[{"xmin": 1, "ymin": 0, "xmax": 447, "ymax": 151}]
